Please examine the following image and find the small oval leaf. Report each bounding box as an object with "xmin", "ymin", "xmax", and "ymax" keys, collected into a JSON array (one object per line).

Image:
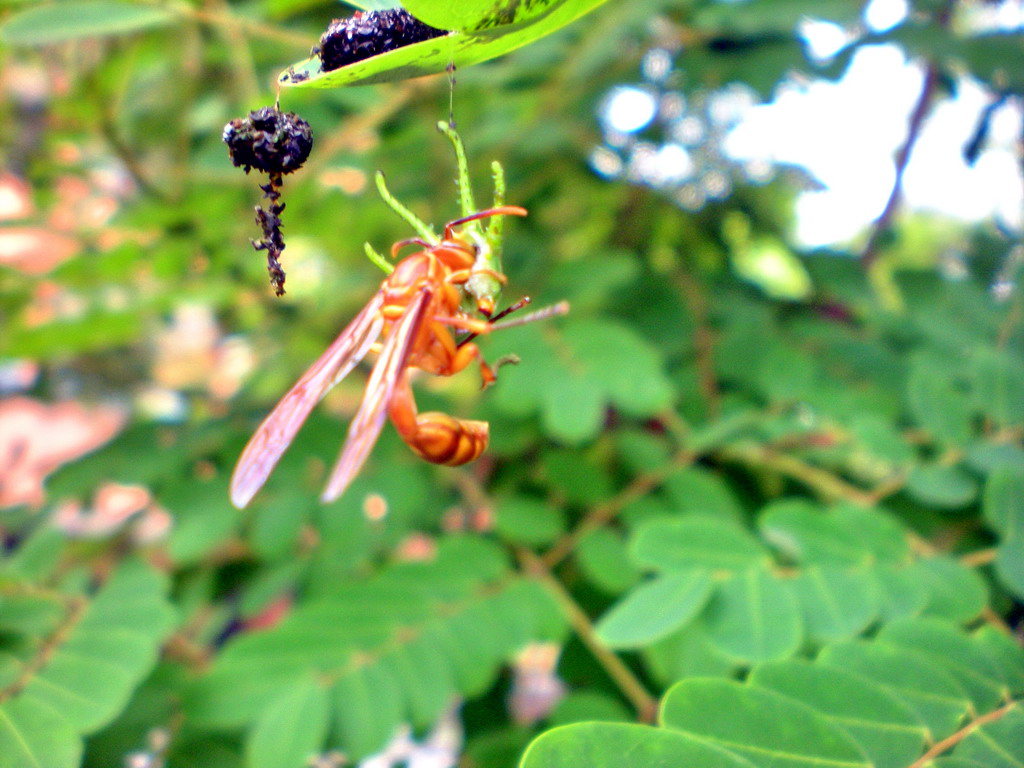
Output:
[
  {"xmin": 703, "ymin": 568, "xmax": 803, "ymax": 663},
  {"xmin": 0, "ymin": 1, "xmax": 174, "ymax": 45},
  {"xmin": 660, "ymin": 678, "xmax": 872, "ymax": 768},
  {"xmin": 520, "ymin": 721, "xmax": 757, "ymax": 768},
  {"xmin": 596, "ymin": 569, "xmax": 714, "ymax": 649}
]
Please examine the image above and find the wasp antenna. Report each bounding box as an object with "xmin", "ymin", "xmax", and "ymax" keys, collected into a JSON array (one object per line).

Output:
[{"xmin": 489, "ymin": 301, "xmax": 570, "ymax": 331}]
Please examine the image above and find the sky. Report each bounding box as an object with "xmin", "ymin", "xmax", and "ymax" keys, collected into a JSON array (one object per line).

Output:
[{"xmin": 601, "ymin": 0, "xmax": 1024, "ymax": 248}]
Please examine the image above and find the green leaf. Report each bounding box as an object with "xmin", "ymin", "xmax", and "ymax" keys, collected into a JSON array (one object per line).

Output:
[
  {"xmin": 404, "ymin": 0, "xmax": 562, "ymax": 32},
  {"xmin": 750, "ymin": 659, "xmax": 927, "ymax": 768},
  {"xmin": 329, "ymin": 664, "xmax": 403, "ymax": 761},
  {"xmin": 246, "ymin": 677, "xmax": 329, "ymax": 768},
  {"xmin": 661, "ymin": 467, "xmax": 745, "ymax": 522},
  {"xmin": 693, "ymin": 0, "xmax": 863, "ymax": 33},
  {"xmin": 906, "ymin": 357, "xmax": 972, "ymax": 446},
  {"xmin": 819, "ymin": 639, "xmax": 972, "ymax": 738},
  {"xmin": 754, "ymin": 340, "xmax": 818, "ymax": 402},
  {"xmin": 0, "ymin": 697, "xmax": 81, "ymax": 768},
  {"xmin": 848, "ymin": 413, "xmax": 915, "ymax": 467},
  {"xmin": 15, "ymin": 560, "xmax": 175, "ymax": 734},
  {"xmin": 829, "ymin": 504, "xmax": 912, "ymax": 563},
  {"xmin": 187, "ymin": 566, "xmax": 565, "ymax": 757},
  {"xmin": 660, "ymin": 678, "xmax": 871, "ymax": 768},
  {"xmin": 644, "ymin": 620, "xmax": 739, "ymax": 685},
  {"xmin": 758, "ymin": 500, "xmax": 907, "ymax": 566},
  {"xmin": 791, "ymin": 565, "xmax": 878, "ymax": 643},
  {"xmin": 0, "ymin": 1, "xmax": 174, "ymax": 44},
  {"xmin": 983, "ymin": 466, "xmax": 1024, "ymax": 536},
  {"xmin": 519, "ymin": 721, "xmax": 757, "ymax": 768},
  {"xmin": 973, "ymin": 626, "xmax": 1024, "ymax": 696},
  {"xmin": 905, "ymin": 463, "xmax": 979, "ymax": 510},
  {"xmin": 732, "ymin": 237, "xmax": 813, "ymax": 301},
  {"xmin": 541, "ymin": 371, "xmax": 606, "ymax": 444},
  {"xmin": 970, "ymin": 348, "xmax": 1024, "ymax": 427},
  {"xmin": 541, "ymin": 448, "xmax": 613, "ymax": 506},
  {"xmin": 495, "ymin": 497, "xmax": 566, "ymax": 546},
  {"xmin": 596, "ymin": 569, "xmax": 714, "ymax": 649},
  {"xmin": 575, "ymin": 529, "xmax": 642, "ymax": 595},
  {"xmin": 0, "ymin": 561, "xmax": 173, "ymax": 768},
  {"xmin": 913, "ymin": 557, "xmax": 988, "ymax": 623},
  {"xmin": 958, "ymin": 32, "xmax": 1024, "ymax": 90},
  {"xmin": 383, "ymin": 632, "xmax": 457, "ymax": 729},
  {"xmin": 561, "ymin": 319, "xmax": 675, "ymax": 417},
  {"xmin": 965, "ymin": 441, "xmax": 1024, "ymax": 475},
  {"xmin": 703, "ymin": 568, "xmax": 803, "ymax": 663},
  {"xmin": 873, "ymin": 564, "xmax": 929, "ymax": 622},
  {"xmin": 548, "ymin": 690, "xmax": 631, "ymax": 726},
  {"xmin": 280, "ymin": 0, "xmax": 613, "ymax": 88},
  {"xmin": 877, "ymin": 618, "xmax": 1007, "ymax": 713},
  {"xmin": 630, "ymin": 518, "xmax": 770, "ymax": 572},
  {"xmin": 995, "ymin": 538, "xmax": 1024, "ymax": 599}
]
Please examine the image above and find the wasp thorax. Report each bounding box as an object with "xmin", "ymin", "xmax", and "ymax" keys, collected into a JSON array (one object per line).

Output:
[{"xmin": 410, "ymin": 413, "xmax": 489, "ymax": 466}]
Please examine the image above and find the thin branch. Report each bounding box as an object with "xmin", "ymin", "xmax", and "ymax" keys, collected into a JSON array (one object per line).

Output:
[
  {"xmin": 960, "ymin": 548, "xmax": 997, "ymax": 568},
  {"xmin": 541, "ymin": 446, "xmax": 696, "ymax": 569},
  {"xmin": 207, "ymin": 0, "xmax": 261, "ymax": 106},
  {"xmin": 861, "ymin": 62, "xmax": 939, "ymax": 269},
  {"xmin": 0, "ymin": 595, "xmax": 87, "ymax": 701},
  {"xmin": 159, "ymin": 0, "xmax": 313, "ymax": 48},
  {"xmin": 675, "ymin": 269, "xmax": 721, "ymax": 419},
  {"xmin": 861, "ymin": 0, "xmax": 955, "ymax": 269},
  {"xmin": 717, "ymin": 442, "xmax": 878, "ymax": 506},
  {"xmin": 517, "ymin": 548, "xmax": 659, "ymax": 724},
  {"xmin": 907, "ymin": 701, "xmax": 1019, "ymax": 768}
]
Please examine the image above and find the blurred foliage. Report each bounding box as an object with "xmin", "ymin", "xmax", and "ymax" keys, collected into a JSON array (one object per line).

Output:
[{"xmin": 0, "ymin": 0, "xmax": 1023, "ymax": 767}]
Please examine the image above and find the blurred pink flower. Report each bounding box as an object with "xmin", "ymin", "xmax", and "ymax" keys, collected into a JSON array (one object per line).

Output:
[
  {"xmin": 0, "ymin": 397, "xmax": 126, "ymax": 509},
  {"xmin": 508, "ymin": 642, "xmax": 567, "ymax": 725},
  {"xmin": 0, "ymin": 227, "xmax": 80, "ymax": 275}
]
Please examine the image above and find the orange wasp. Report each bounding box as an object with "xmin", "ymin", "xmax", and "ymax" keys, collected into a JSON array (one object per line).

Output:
[{"xmin": 231, "ymin": 205, "xmax": 549, "ymax": 508}]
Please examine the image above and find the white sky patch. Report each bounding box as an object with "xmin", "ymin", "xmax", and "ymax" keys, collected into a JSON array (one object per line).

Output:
[
  {"xmin": 798, "ymin": 19, "xmax": 849, "ymax": 62},
  {"xmin": 864, "ymin": 0, "xmax": 909, "ymax": 32},
  {"xmin": 603, "ymin": 86, "xmax": 658, "ymax": 134},
  {"xmin": 724, "ymin": 35, "xmax": 1024, "ymax": 247}
]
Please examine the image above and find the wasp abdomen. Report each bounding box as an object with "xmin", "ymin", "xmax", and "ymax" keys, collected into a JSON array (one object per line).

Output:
[{"xmin": 407, "ymin": 412, "xmax": 488, "ymax": 466}]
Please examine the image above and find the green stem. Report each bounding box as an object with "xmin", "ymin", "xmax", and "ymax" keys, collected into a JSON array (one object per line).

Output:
[
  {"xmin": 375, "ymin": 171, "xmax": 437, "ymax": 244},
  {"xmin": 518, "ymin": 548, "xmax": 658, "ymax": 724},
  {"xmin": 363, "ymin": 242, "xmax": 394, "ymax": 275},
  {"xmin": 437, "ymin": 120, "xmax": 476, "ymax": 218}
]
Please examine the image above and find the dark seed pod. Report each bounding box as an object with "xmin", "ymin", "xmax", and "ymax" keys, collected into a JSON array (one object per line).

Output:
[
  {"xmin": 224, "ymin": 106, "xmax": 314, "ymax": 295},
  {"xmin": 223, "ymin": 107, "xmax": 313, "ymax": 176},
  {"xmin": 318, "ymin": 9, "xmax": 446, "ymax": 72}
]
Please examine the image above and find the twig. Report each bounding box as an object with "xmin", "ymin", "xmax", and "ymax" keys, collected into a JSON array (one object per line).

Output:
[
  {"xmin": 861, "ymin": 63, "xmax": 939, "ymax": 269},
  {"xmin": 159, "ymin": 0, "xmax": 313, "ymax": 48},
  {"xmin": 907, "ymin": 701, "xmax": 1018, "ymax": 768},
  {"xmin": 960, "ymin": 548, "xmax": 996, "ymax": 568},
  {"xmin": 861, "ymin": 0, "xmax": 954, "ymax": 269},
  {"xmin": 207, "ymin": 0, "xmax": 261, "ymax": 106},
  {"xmin": 542, "ymin": 447, "xmax": 696, "ymax": 569},
  {"xmin": 675, "ymin": 269, "xmax": 721, "ymax": 418},
  {"xmin": 517, "ymin": 548, "xmax": 659, "ymax": 724},
  {"xmin": 717, "ymin": 442, "xmax": 877, "ymax": 506},
  {"xmin": 980, "ymin": 606, "xmax": 1014, "ymax": 635},
  {"xmin": 0, "ymin": 596, "xmax": 87, "ymax": 701}
]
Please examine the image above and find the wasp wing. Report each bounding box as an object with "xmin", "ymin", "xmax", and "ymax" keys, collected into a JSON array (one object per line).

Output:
[
  {"xmin": 321, "ymin": 286, "xmax": 432, "ymax": 502},
  {"xmin": 230, "ymin": 292, "xmax": 386, "ymax": 509}
]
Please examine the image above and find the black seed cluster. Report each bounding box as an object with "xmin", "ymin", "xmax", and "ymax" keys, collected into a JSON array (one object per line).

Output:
[
  {"xmin": 253, "ymin": 176, "xmax": 287, "ymax": 296},
  {"xmin": 222, "ymin": 107, "xmax": 312, "ymax": 176},
  {"xmin": 315, "ymin": 9, "xmax": 446, "ymax": 72},
  {"xmin": 223, "ymin": 107, "xmax": 314, "ymax": 296}
]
